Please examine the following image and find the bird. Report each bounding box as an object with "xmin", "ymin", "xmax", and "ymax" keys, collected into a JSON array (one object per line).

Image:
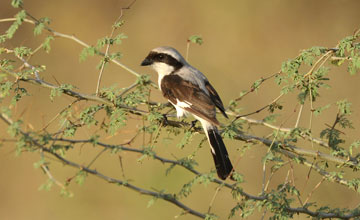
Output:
[{"xmin": 141, "ymin": 46, "xmax": 233, "ymax": 180}]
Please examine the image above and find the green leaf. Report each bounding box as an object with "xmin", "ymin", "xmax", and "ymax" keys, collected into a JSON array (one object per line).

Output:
[
  {"xmin": 43, "ymin": 36, "xmax": 54, "ymax": 53},
  {"xmin": 108, "ymin": 108, "xmax": 127, "ymax": 135},
  {"xmin": 113, "ymin": 33, "xmax": 127, "ymax": 45},
  {"xmin": 314, "ymin": 104, "xmax": 331, "ymax": 116},
  {"xmin": 6, "ymin": 10, "xmax": 26, "ymax": 39},
  {"xmin": 49, "ymin": 84, "xmax": 74, "ymax": 101},
  {"xmin": 33, "ymin": 158, "xmax": 46, "ymax": 169},
  {"xmin": 38, "ymin": 179, "xmax": 53, "ymax": 191},
  {"xmin": 263, "ymin": 114, "xmax": 280, "ymax": 123},
  {"xmin": 349, "ymin": 55, "xmax": 360, "ymax": 75},
  {"xmin": 80, "ymin": 105, "xmax": 102, "ymax": 126},
  {"xmin": 177, "ymin": 130, "xmax": 193, "ymax": 148},
  {"xmin": 11, "ymin": 0, "xmax": 23, "ymax": 8},
  {"xmin": 7, "ymin": 120, "xmax": 23, "ymax": 137},
  {"xmin": 147, "ymin": 196, "xmax": 158, "ymax": 208},
  {"xmin": 188, "ymin": 35, "xmax": 203, "ymax": 45},
  {"xmin": 205, "ymin": 214, "xmax": 218, "ymax": 220},
  {"xmin": 349, "ymin": 140, "xmax": 360, "ymax": 156},
  {"xmin": 336, "ymin": 99, "xmax": 352, "ymax": 115},
  {"xmin": 112, "ymin": 20, "xmax": 125, "ymax": 29},
  {"xmin": 75, "ymin": 170, "xmax": 87, "ymax": 186},
  {"xmin": 0, "ymin": 81, "xmax": 14, "ymax": 97},
  {"xmin": 79, "ymin": 46, "xmax": 97, "ymax": 62},
  {"xmin": 33, "ymin": 17, "xmax": 51, "ymax": 36},
  {"xmin": 14, "ymin": 46, "xmax": 32, "ymax": 58}
]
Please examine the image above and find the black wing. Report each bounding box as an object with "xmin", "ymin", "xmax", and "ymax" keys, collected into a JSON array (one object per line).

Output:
[{"xmin": 205, "ymin": 81, "xmax": 228, "ymax": 118}]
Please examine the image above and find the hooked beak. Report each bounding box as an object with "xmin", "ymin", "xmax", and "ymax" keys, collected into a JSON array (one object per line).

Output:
[{"xmin": 141, "ymin": 58, "xmax": 153, "ymax": 66}]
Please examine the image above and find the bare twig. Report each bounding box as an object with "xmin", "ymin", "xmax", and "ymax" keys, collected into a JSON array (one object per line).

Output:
[
  {"xmin": 232, "ymin": 93, "xmax": 284, "ymax": 123},
  {"xmin": 95, "ymin": 1, "xmax": 136, "ymax": 95}
]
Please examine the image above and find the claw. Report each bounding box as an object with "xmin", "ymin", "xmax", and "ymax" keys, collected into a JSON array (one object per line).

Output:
[{"xmin": 190, "ymin": 119, "xmax": 198, "ymax": 129}]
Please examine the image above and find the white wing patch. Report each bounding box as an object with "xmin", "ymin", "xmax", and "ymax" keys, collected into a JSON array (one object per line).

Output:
[
  {"xmin": 168, "ymin": 99, "xmax": 192, "ymax": 119},
  {"xmin": 175, "ymin": 99, "xmax": 192, "ymax": 108}
]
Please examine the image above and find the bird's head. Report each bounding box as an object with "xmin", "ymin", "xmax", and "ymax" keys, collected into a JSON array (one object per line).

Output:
[{"xmin": 141, "ymin": 46, "xmax": 185, "ymax": 75}]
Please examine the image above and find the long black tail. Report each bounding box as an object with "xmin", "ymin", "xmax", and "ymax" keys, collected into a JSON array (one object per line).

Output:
[{"xmin": 207, "ymin": 127, "xmax": 233, "ymax": 180}]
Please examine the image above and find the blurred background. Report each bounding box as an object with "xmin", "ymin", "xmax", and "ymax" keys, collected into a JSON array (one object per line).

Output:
[{"xmin": 1, "ymin": 0, "xmax": 360, "ymax": 219}]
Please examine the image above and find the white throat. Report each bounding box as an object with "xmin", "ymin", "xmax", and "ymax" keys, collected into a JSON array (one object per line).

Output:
[{"xmin": 151, "ymin": 62, "xmax": 175, "ymax": 89}]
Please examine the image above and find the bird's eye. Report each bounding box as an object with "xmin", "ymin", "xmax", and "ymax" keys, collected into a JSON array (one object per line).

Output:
[{"xmin": 157, "ymin": 54, "xmax": 164, "ymax": 59}]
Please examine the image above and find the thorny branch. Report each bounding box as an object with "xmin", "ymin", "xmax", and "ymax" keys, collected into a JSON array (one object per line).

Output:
[
  {"xmin": 1, "ymin": 112, "xmax": 360, "ymax": 219},
  {"xmin": 1, "ymin": 9, "xmax": 360, "ymax": 219}
]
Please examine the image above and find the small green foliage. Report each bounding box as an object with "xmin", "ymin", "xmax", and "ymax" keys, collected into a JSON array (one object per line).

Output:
[
  {"xmin": 123, "ymin": 90, "xmax": 148, "ymax": 107},
  {"xmin": 251, "ymin": 78, "xmax": 263, "ymax": 92},
  {"xmin": 34, "ymin": 17, "xmax": 51, "ymax": 36},
  {"xmin": 11, "ymin": 86, "xmax": 29, "ymax": 105},
  {"xmin": 137, "ymin": 146, "xmax": 155, "ymax": 162},
  {"xmin": 205, "ymin": 214, "xmax": 218, "ymax": 220},
  {"xmin": 96, "ymin": 34, "xmax": 127, "ymax": 48},
  {"xmin": 229, "ymin": 199, "xmax": 255, "ymax": 219},
  {"xmin": 336, "ymin": 99, "xmax": 352, "ymax": 115},
  {"xmin": 75, "ymin": 170, "xmax": 87, "ymax": 186},
  {"xmin": 263, "ymin": 151, "xmax": 283, "ymax": 164},
  {"xmin": 50, "ymin": 144, "xmax": 72, "ymax": 156},
  {"xmin": 60, "ymin": 188, "xmax": 74, "ymax": 198},
  {"xmin": 274, "ymin": 74, "xmax": 288, "ymax": 86},
  {"xmin": 14, "ymin": 46, "xmax": 32, "ymax": 58},
  {"xmin": 49, "ymin": 84, "xmax": 74, "ymax": 101},
  {"xmin": 109, "ymin": 51, "xmax": 122, "ymax": 60},
  {"xmin": 337, "ymin": 36, "xmax": 355, "ymax": 57},
  {"xmin": 107, "ymin": 108, "xmax": 126, "ymax": 135},
  {"xmin": 110, "ymin": 145, "xmax": 123, "ymax": 154},
  {"xmin": 39, "ymin": 179, "xmax": 54, "ymax": 191},
  {"xmin": 165, "ymin": 157, "xmax": 198, "ymax": 175},
  {"xmin": 7, "ymin": 119, "xmax": 23, "ymax": 137},
  {"xmin": 6, "ymin": 10, "xmax": 26, "ymax": 39},
  {"xmin": 349, "ymin": 55, "xmax": 360, "ymax": 75},
  {"xmin": 90, "ymin": 135, "xmax": 100, "ymax": 146},
  {"xmin": 0, "ymin": 81, "xmax": 14, "ymax": 98},
  {"xmin": 314, "ymin": 104, "xmax": 331, "ymax": 116},
  {"xmin": 178, "ymin": 173, "xmax": 215, "ymax": 199},
  {"xmin": 231, "ymin": 171, "xmax": 244, "ymax": 184},
  {"xmin": 281, "ymin": 58, "xmax": 301, "ymax": 76},
  {"xmin": 63, "ymin": 121, "xmax": 77, "ymax": 137},
  {"xmin": 101, "ymin": 85, "xmax": 118, "ymax": 102},
  {"xmin": 147, "ymin": 195, "xmax": 158, "ymax": 208},
  {"xmin": 268, "ymin": 102, "xmax": 283, "ymax": 113},
  {"xmin": 136, "ymin": 74, "xmax": 151, "ymax": 87},
  {"xmin": 43, "ymin": 36, "xmax": 54, "ymax": 53},
  {"xmin": 113, "ymin": 33, "xmax": 127, "ymax": 45},
  {"xmin": 11, "ymin": 0, "xmax": 23, "ymax": 8},
  {"xmin": 188, "ymin": 35, "xmax": 203, "ymax": 45},
  {"xmin": 147, "ymin": 111, "xmax": 163, "ymax": 123},
  {"xmin": 263, "ymin": 114, "xmax": 280, "ymax": 123},
  {"xmin": 222, "ymin": 121, "xmax": 242, "ymax": 139},
  {"xmin": 33, "ymin": 158, "xmax": 45, "ymax": 169},
  {"xmin": 300, "ymin": 46, "xmax": 326, "ymax": 66},
  {"xmin": 79, "ymin": 46, "xmax": 97, "ymax": 62},
  {"xmin": 112, "ymin": 20, "xmax": 125, "ymax": 29},
  {"xmin": 176, "ymin": 130, "xmax": 193, "ymax": 148},
  {"xmin": 0, "ymin": 35, "xmax": 7, "ymax": 43},
  {"xmin": 80, "ymin": 105, "xmax": 102, "ymax": 126},
  {"xmin": 349, "ymin": 140, "xmax": 360, "ymax": 156}
]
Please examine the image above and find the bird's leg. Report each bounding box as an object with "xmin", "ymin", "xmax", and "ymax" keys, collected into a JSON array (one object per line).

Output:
[
  {"xmin": 162, "ymin": 114, "xmax": 169, "ymax": 125},
  {"xmin": 190, "ymin": 119, "xmax": 198, "ymax": 129}
]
